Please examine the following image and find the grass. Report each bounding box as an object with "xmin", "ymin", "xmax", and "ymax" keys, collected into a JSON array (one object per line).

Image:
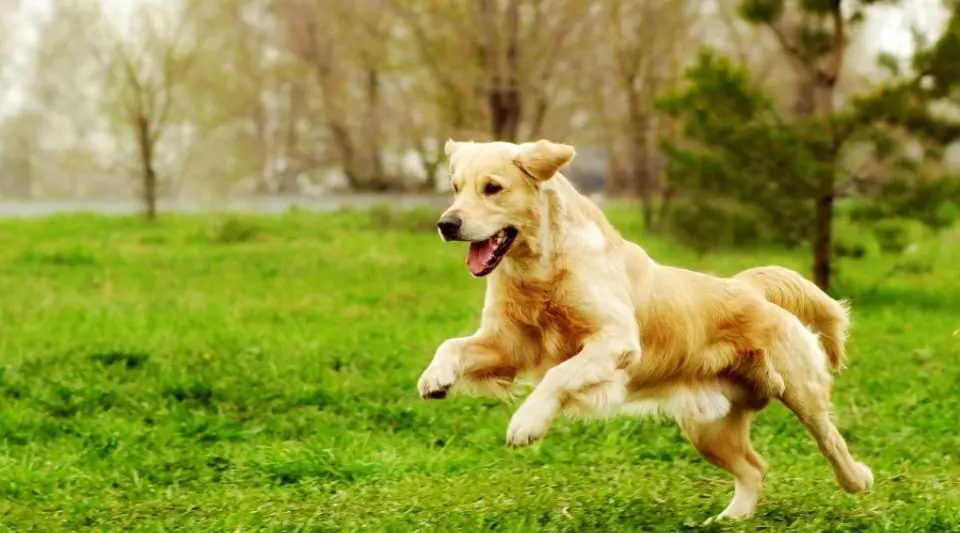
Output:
[{"xmin": 0, "ymin": 206, "xmax": 957, "ymax": 532}]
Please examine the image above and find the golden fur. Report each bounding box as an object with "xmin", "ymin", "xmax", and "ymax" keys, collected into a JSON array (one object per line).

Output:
[{"xmin": 418, "ymin": 139, "xmax": 873, "ymax": 522}]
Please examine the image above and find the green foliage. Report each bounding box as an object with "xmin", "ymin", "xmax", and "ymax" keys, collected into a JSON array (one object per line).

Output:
[
  {"xmin": 204, "ymin": 217, "xmax": 264, "ymax": 244},
  {"xmin": 870, "ymin": 217, "xmax": 931, "ymax": 253},
  {"xmin": 661, "ymin": 198, "xmax": 777, "ymax": 255},
  {"xmin": 831, "ymin": 217, "xmax": 881, "ymax": 259},
  {"xmin": 798, "ymin": 0, "xmax": 837, "ymax": 14},
  {"xmin": 658, "ymin": 51, "xmax": 827, "ymax": 248},
  {"xmin": 850, "ymin": 176, "xmax": 960, "ymax": 230},
  {"xmin": 876, "ymin": 51, "xmax": 901, "ymax": 76},
  {"xmin": 796, "ymin": 25, "xmax": 835, "ymax": 61},
  {"xmin": 0, "ymin": 211, "xmax": 956, "ymax": 530},
  {"xmin": 661, "ymin": 0, "xmax": 960, "ymax": 294},
  {"xmin": 913, "ymin": 6, "xmax": 960, "ymax": 99},
  {"xmin": 738, "ymin": 0, "xmax": 785, "ymax": 24},
  {"xmin": 854, "ymin": 4, "xmax": 960, "ymax": 142},
  {"xmin": 367, "ymin": 204, "xmax": 439, "ymax": 233}
]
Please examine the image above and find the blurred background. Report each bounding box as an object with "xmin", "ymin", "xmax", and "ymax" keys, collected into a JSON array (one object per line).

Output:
[
  {"xmin": 1, "ymin": 1, "xmax": 959, "ymax": 528},
  {"xmin": 2, "ymin": 0, "xmax": 960, "ymax": 293}
]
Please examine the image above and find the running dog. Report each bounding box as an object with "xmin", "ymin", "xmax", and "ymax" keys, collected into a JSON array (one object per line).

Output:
[{"xmin": 417, "ymin": 139, "xmax": 873, "ymax": 521}]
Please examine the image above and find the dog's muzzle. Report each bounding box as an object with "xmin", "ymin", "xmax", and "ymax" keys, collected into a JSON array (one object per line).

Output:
[{"xmin": 437, "ymin": 214, "xmax": 463, "ymax": 241}]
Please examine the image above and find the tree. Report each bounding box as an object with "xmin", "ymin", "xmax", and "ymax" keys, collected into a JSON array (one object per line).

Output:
[
  {"xmin": 173, "ymin": 0, "xmax": 300, "ymax": 196},
  {"xmin": 0, "ymin": 110, "xmax": 41, "ymax": 198},
  {"xmin": 0, "ymin": 0, "xmax": 24, "ymax": 196},
  {"xmin": 99, "ymin": 0, "xmax": 206, "ymax": 219},
  {"xmin": 11, "ymin": 0, "xmax": 111, "ymax": 198},
  {"xmin": 845, "ymin": 0, "xmax": 960, "ymax": 231},
  {"xmin": 589, "ymin": 0, "xmax": 700, "ymax": 227},
  {"xmin": 659, "ymin": 0, "xmax": 916, "ymax": 293},
  {"xmin": 275, "ymin": 0, "xmax": 396, "ymax": 191},
  {"xmin": 0, "ymin": 0, "xmax": 21, "ymax": 94},
  {"xmin": 391, "ymin": 0, "xmax": 596, "ymax": 143}
]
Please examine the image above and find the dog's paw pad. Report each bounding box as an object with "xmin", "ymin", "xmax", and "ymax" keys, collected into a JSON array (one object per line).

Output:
[
  {"xmin": 417, "ymin": 364, "xmax": 458, "ymax": 400},
  {"xmin": 425, "ymin": 387, "xmax": 449, "ymax": 400}
]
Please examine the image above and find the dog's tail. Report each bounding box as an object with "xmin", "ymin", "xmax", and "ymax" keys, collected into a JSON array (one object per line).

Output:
[{"xmin": 735, "ymin": 266, "xmax": 850, "ymax": 373}]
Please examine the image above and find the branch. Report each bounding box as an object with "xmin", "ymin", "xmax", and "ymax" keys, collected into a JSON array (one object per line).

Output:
[
  {"xmin": 718, "ymin": 0, "xmax": 751, "ymax": 67},
  {"xmin": 388, "ymin": 0, "xmax": 468, "ymax": 103},
  {"xmin": 766, "ymin": 20, "xmax": 817, "ymax": 77},
  {"xmin": 826, "ymin": 0, "xmax": 844, "ymax": 82}
]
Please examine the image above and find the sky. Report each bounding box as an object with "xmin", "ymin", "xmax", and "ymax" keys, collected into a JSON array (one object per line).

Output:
[
  {"xmin": 0, "ymin": 0, "xmax": 145, "ymax": 116},
  {"xmin": 0, "ymin": 0, "xmax": 951, "ymax": 119}
]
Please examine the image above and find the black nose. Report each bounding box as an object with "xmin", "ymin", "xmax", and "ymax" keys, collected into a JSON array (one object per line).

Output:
[{"xmin": 437, "ymin": 215, "xmax": 462, "ymax": 240}]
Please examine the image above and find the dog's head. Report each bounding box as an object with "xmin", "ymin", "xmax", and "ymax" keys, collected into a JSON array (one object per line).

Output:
[{"xmin": 437, "ymin": 139, "xmax": 576, "ymax": 277}]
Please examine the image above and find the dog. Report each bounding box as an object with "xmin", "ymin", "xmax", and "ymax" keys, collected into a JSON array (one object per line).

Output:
[{"xmin": 417, "ymin": 139, "xmax": 873, "ymax": 522}]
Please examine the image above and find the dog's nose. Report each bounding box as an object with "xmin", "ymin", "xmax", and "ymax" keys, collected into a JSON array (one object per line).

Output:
[{"xmin": 437, "ymin": 215, "xmax": 462, "ymax": 240}]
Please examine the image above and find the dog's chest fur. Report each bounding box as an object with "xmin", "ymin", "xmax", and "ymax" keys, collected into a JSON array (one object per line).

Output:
[{"xmin": 491, "ymin": 271, "xmax": 595, "ymax": 375}]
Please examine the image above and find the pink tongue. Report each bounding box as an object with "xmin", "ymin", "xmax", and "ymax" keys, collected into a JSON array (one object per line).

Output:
[{"xmin": 467, "ymin": 238, "xmax": 497, "ymax": 275}]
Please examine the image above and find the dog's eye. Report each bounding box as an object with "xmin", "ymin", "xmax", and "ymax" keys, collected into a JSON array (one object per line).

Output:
[{"xmin": 484, "ymin": 182, "xmax": 503, "ymax": 195}]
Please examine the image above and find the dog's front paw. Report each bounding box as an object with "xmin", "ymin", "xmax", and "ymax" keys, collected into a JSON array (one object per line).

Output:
[
  {"xmin": 417, "ymin": 362, "xmax": 459, "ymax": 400},
  {"xmin": 505, "ymin": 401, "xmax": 555, "ymax": 448}
]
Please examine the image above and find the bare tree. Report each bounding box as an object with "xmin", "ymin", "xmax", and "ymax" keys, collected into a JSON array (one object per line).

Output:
[
  {"xmin": 99, "ymin": 0, "xmax": 206, "ymax": 219},
  {"xmin": 174, "ymin": 0, "xmax": 295, "ymax": 195},
  {"xmin": 580, "ymin": 0, "xmax": 701, "ymax": 227},
  {"xmin": 274, "ymin": 0, "xmax": 396, "ymax": 191},
  {"xmin": 392, "ymin": 0, "xmax": 596, "ymax": 143},
  {"xmin": 0, "ymin": 1, "xmax": 21, "ymax": 101}
]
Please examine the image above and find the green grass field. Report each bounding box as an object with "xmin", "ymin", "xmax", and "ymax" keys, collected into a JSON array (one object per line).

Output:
[{"xmin": 0, "ymin": 207, "xmax": 957, "ymax": 531}]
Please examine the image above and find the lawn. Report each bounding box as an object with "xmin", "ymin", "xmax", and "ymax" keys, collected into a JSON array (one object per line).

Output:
[{"xmin": 0, "ymin": 206, "xmax": 957, "ymax": 532}]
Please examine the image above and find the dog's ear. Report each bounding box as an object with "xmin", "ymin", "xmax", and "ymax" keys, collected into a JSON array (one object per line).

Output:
[
  {"xmin": 514, "ymin": 140, "xmax": 576, "ymax": 181},
  {"xmin": 444, "ymin": 139, "xmax": 460, "ymax": 158}
]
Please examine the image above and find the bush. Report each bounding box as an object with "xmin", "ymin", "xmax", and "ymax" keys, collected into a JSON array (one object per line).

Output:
[
  {"xmin": 849, "ymin": 175, "xmax": 960, "ymax": 230},
  {"xmin": 662, "ymin": 199, "xmax": 776, "ymax": 255},
  {"xmin": 832, "ymin": 217, "xmax": 881, "ymax": 259},
  {"xmin": 870, "ymin": 218, "xmax": 930, "ymax": 254},
  {"xmin": 366, "ymin": 204, "xmax": 437, "ymax": 233},
  {"xmin": 204, "ymin": 217, "xmax": 263, "ymax": 244}
]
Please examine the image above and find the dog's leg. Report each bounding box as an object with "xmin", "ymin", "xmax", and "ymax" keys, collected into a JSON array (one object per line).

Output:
[
  {"xmin": 737, "ymin": 348, "xmax": 786, "ymax": 399},
  {"xmin": 772, "ymin": 317, "xmax": 873, "ymax": 494},
  {"xmin": 781, "ymin": 383, "xmax": 873, "ymax": 494},
  {"xmin": 418, "ymin": 334, "xmax": 514, "ymax": 400},
  {"xmin": 505, "ymin": 334, "xmax": 638, "ymax": 447},
  {"xmin": 679, "ymin": 406, "xmax": 766, "ymax": 523}
]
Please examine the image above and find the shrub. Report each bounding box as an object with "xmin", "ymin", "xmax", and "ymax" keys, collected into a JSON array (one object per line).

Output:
[{"xmin": 205, "ymin": 217, "xmax": 262, "ymax": 244}]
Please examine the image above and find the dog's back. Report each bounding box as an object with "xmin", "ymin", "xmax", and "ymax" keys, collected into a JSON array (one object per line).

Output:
[{"xmin": 735, "ymin": 266, "xmax": 850, "ymax": 372}]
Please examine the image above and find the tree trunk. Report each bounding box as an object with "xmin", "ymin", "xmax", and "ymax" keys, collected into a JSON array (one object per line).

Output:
[
  {"xmin": 480, "ymin": 0, "xmax": 522, "ymax": 142},
  {"xmin": 633, "ymin": 147, "xmax": 656, "ymax": 229},
  {"xmin": 811, "ymin": 0, "xmax": 845, "ymax": 294},
  {"xmin": 628, "ymin": 93, "xmax": 656, "ymax": 230},
  {"xmin": 656, "ymin": 184, "xmax": 676, "ymax": 229},
  {"xmin": 278, "ymin": 83, "xmax": 301, "ymax": 194},
  {"xmin": 490, "ymin": 90, "xmax": 522, "ymax": 141},
  {"xmin": 136, "ymin": 114, "xmax": 158, "ymax": 220},
  {"xmin": 365, "ymin": 68, "xmax": 386, "ymax": 189},
  {"xmin": 3, "ymin": 151, "xmax": 33, "ymax": 199},
  {"xmin": 813, "ymin": 188, "xmax": 834, "ymax": 292},
  {"xmin": 641, "ymin": 199, "xmax": 656, "ymax": 232},
  {"xmin": 253, "ymin": 98, "xmax": 275, "ymax": 194}
]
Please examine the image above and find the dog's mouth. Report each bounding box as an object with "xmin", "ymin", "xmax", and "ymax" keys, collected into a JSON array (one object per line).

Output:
[{"xmin": 466, "ymin": 227, "xmax": 518, "ymax": 277}]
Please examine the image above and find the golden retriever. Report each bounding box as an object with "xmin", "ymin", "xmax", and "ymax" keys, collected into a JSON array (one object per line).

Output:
[{"xmin": 417, "ymin": 139, "xmax": 873, "ymax": 522}]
